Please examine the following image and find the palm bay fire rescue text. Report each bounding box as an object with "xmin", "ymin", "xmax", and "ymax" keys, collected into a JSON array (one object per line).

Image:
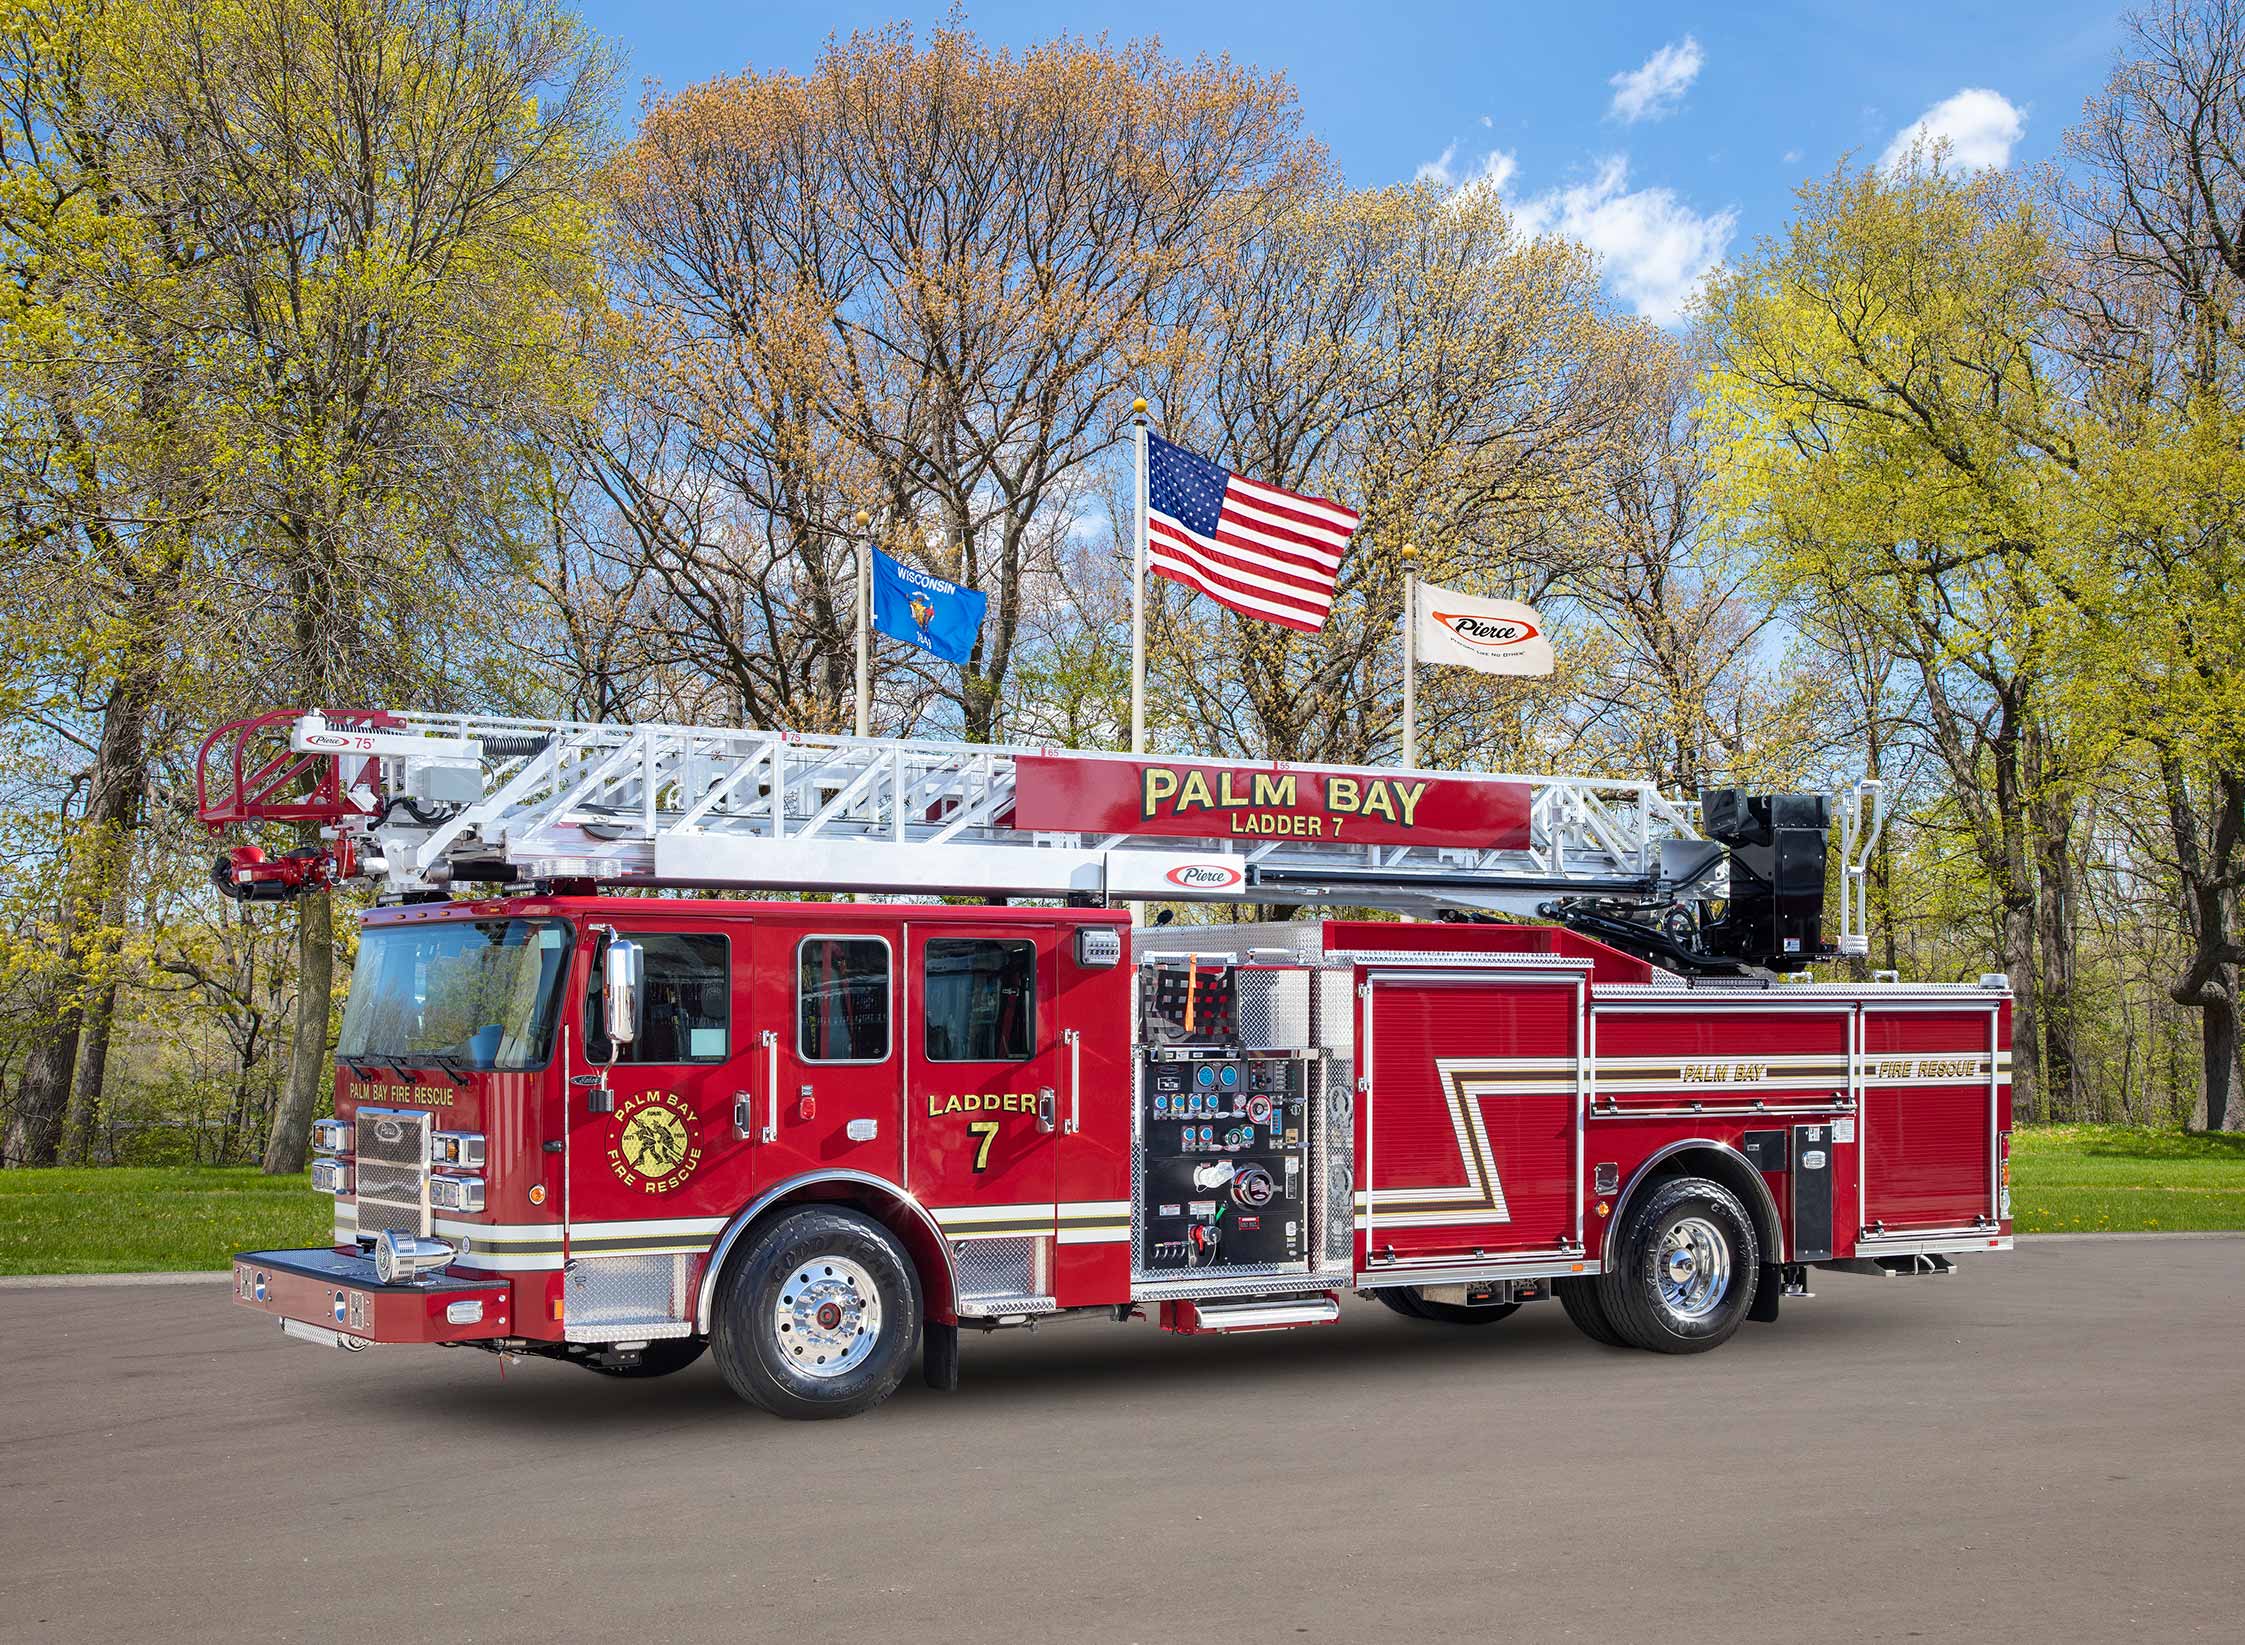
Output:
[{"xmin": 204, "ymin": 709, "xmax": 2011, "ymax": 1419}]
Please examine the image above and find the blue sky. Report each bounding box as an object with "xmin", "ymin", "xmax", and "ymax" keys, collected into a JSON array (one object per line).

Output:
[{"xmin": 578, "ymin": 1, "xmax": 2127, "ymax": 324}]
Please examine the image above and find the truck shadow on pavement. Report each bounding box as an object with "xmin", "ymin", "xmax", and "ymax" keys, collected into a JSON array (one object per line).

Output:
[{"xmin": 370, "ymin": 1296, "xmax": 1904, "ymax": 1436}]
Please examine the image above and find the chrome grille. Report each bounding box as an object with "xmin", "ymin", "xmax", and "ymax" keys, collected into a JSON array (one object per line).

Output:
[{"xmin": 352, "ymin": 1107, "xmax": 430, "ymax": 1239}]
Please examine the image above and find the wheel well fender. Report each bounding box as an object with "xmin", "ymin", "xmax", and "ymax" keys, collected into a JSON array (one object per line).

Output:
[
  {"xmin": 1607, "ymin": 1140, "xmax": 1784, "ymax": 1269},
  {"xmin": 694, "ymin": 1170, "xmax": 959, "ymax": 1333}
]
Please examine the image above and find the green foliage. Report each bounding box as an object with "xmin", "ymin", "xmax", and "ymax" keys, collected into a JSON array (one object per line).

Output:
[
  {"xmin": 0, "ymin": 1166, "xmax": 330, "ymax": 1272},
  {"xmin": 2010, "ymin": 1125, "xmax": 2245, "ymax": 1232}
]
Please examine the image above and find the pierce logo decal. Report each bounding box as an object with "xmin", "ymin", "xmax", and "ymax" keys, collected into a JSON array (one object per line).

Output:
[
  {"xmin": 1431, "ymin": 611, "xmax": 1541, "ymax": 652},
  {"xmin": 1166, "ymin": 862, "xmax": 1245, "ymax": 890}
]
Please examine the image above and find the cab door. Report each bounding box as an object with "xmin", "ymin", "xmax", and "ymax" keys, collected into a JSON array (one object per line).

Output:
[
  {"xmin": 563, "ymin": 921, "xmax": 737, "ymax": 1335},
  {"xmin": 754, "ymin": 925, "xmax": 905, "ymax": 1187},
  {"xmin": 905, "ymin": 923, "xmax": 1064, "ymax": 1299}
]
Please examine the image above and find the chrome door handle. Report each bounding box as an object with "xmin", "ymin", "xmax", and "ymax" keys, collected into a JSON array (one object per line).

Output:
[
  {"xmin": 1062, "ymin": 1029, "xmax": 1081, "ymax": 1135},
  {"xmin": 758, "ymin": 1029, "xmax": 778, "ymax": 1142},
  {"xmin": 1036, "ymin": 1087, "xmax": 1056, "ymax": 1135}
]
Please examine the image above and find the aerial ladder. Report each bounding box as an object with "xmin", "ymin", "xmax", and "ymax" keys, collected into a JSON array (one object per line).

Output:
[{"xmin": 196, "ymin": 708, "xmax": 1884, "ymax": 972}]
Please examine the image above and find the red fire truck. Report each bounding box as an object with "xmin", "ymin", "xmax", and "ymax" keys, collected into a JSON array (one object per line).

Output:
[{"xmin": 204, "ymin": 710, "xmax": 2012, "ymax": 1419}]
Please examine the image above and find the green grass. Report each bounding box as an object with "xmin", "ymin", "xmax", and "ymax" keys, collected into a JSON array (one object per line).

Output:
[
  {"xmin": 0, "ymin": 1166, "xmax": 331, "ymax": 1275},
  {"xmin": 0, "ymin": 1126, "xmax": 2240, "ymax": 1274},
  {"xmin": 2009, "ymin": 1124, "xmax": 2245, "ymax": 1233}
]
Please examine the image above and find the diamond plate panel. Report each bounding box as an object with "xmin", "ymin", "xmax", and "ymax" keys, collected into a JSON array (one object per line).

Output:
[
  {"xmin": 1236, "ymin": 968, "xmax": 1312, "ymax": 1051},
  {"xmin": 952, "ymin": 1236, "xmax": 1040, "ymax": 1301},
  {"xmin": 1317, "ymin": 968, "xmax": 1357, "ymax": 1058},
  {"xmin": 564, "ymin": 1253, "xmax": 693, "ymax": 1342},
  {"xmin": 1315, "ymin": 1059, "xmax": 1355, "ymax": 1269}
]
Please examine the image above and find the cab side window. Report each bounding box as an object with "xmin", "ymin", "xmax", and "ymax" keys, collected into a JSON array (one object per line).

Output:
[
  {"xmin": 585, "ymin": 932, "xmax": 730, "ymax": 1064},
  {"xmin": 799, "ymin": 937, "xmax": 892, "ymax": 1062},
  {"xmin": 922, "ymin": 938, "xmax": 1035, "ymax": 1062}
]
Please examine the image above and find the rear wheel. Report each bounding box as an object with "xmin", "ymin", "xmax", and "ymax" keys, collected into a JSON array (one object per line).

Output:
[
  {"xmin": 711, "ymin": 1207, "xmax": 922, "ymax": 1419},
  {"xmin": 579, "ymin": 1338, "xmax": 707, "ymax": 1378},
  {"xmin": 1372, "ymin": 1286, "xmax": 1521, "ymax": 1325},
  {"xmin": 1596, "ymin": 1175, "xmax": 1758, "ymax": 1354},
  {"xmin": 1555, "ymin": 1276, "xmax": 1627, "ymax": 1347}
]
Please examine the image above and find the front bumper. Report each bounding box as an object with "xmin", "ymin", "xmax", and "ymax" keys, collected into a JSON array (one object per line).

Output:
[{"xmin": 232, "ymin": 1248, "xmax": 516, "ymax": 1344}]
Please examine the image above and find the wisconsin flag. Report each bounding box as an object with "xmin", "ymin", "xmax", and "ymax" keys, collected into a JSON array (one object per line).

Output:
[
  {"xmin": 1414, "ymin": 581, "xmax": 1554, "ymax": 676},
  {"xmin": 871, "ymin": 546, "xmax": 987, "ymax": 666}
]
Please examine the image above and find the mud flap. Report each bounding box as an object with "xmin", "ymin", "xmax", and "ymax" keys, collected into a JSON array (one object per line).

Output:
[
  {"xmin": 1749, "ymin": 1262, "xmax": 1782, "ymax": 1324},
  {"xmin": 923, "ymin": 1319, "xmax": 960, "ymax": 1392}
]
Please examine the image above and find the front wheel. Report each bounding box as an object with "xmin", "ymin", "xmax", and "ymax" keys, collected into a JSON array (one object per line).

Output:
[
  {"xmin": 1596, "ymin": 1175, "xmax": 1758, "ymax": 1354},
  {"xmin": 711, "ymin": 1206, "xmax": 922, "ymax": 1419}
]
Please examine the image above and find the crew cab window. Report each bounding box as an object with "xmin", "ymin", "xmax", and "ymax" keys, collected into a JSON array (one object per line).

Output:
[
  {"xmin": 584, "ymin": 932, "xmax": 730, "ymax": 1064},
  {"xmin": 799, "ymin": 937, "xmax": 891, "ymax": 1062},
  {"xmin": 922, "ymin": 938, "xmax": 1035, "ymax": 1062}
]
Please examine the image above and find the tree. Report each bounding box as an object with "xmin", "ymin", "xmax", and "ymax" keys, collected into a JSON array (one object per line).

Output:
[
  {"xmin": 1146, "ymin": 178, "xmax": 1640, "ymax": 768},
  {"xmin": 599, "ymin": 25, "xmax": 1311, "ymax": 742},
  {"xmin": 2056, "ymin": 0, "xmax": 2245, "ymax": 1127},
  {"xmin": 1700, "ymin": 160, "xmax": 2078, "ymax": 1119},
  {"xmin": 0, "ymin": 0, "xmax": 222, "ymax": 1164},
  {"xmin": 96, "ymin": 0, "xmax": 615, "ymax": 1170}
]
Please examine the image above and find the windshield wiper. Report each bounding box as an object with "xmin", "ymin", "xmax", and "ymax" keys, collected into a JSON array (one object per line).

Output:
[
  {"xmin": 415, "ymin": 1052, "xmax": 473, "ymax": 1089},
  {"xmin": 338, "ymin": 1053, "xmax": 394, "ymax": 1081}
]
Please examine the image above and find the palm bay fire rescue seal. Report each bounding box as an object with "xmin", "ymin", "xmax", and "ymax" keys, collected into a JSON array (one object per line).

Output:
[{"xmin": 609, "ymin": 1091, "xmax": 703, "ymax": 1193}]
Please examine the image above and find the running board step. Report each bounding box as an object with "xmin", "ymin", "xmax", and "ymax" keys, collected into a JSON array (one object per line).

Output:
[
  {"xmin": 1159, "ymin": 1293, "xmax": 1341, "ymax": 1334},
  {"xmin": 1821, "ymin": 1254, "xmax": 1955, "ymax": 1278}
]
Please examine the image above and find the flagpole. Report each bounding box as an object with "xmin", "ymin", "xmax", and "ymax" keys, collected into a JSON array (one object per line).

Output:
[
  {"xmin": 1130, "ymin": 397, "xmax": 1149, "ymax": 755},
  {"xmin": 1401, "ymin": 541, "xmax": 1418, "ymax": 769},
  {"xmin": 854, "ymin": 509, "xmax": 871, "ymax": 739}
]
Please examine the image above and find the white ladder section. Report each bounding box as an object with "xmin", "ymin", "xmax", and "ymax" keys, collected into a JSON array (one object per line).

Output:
[{"xmin": 270, "ymin": 710, "xmax": 1727, "ymax": 916}]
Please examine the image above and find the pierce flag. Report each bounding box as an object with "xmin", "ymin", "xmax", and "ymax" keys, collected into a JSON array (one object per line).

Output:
[
  {"xmin": 1413, "ymin": 581, "xmax": 1554, "ymax": 676},
  {"xmin": 870, "ymin": 546, "xmax": 987, "ymax": 666}
]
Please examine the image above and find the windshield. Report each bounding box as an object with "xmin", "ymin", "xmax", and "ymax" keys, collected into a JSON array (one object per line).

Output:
[{"xmin": 337, "ymin": 919, "xmax": 572, "ymax": 1072}]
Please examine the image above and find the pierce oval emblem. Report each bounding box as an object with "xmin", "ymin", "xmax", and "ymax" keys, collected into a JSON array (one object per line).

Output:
[
  {"xmin": 1432, "ymin": 611, "xmax": 1541, "ymax": 651},
  {"xmin": 372, "ymin": 1117, "xmax": 406, "ymax": 1145},
  {"xmin": 1166, "ymin": 863, "xmax": 1245, "ymax": 890}
]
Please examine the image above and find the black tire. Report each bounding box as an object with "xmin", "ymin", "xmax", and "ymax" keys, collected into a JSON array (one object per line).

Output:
[
  {"xmin": 1596, "ymin": 1175, "xmax": 1759, "ymax": 1354},
  {"xmin": 711, "ymin": 1206, "xmax": 922, "ymax": 1419},
  {"xmin": 1372, "ymin": 1286, "xmax": 1432, "ymax": 1320},
  {"xmin": 579, "ymin": 1338, "xmax": 708, "ymax": 1378},
  {"xmin": 1372, "ymin": 1286, "xmax": 1521, "ymax": 1325},
  {"xmin": 1555, "ymin": 1276, "xmax": 1628, "ymax": 1347}
]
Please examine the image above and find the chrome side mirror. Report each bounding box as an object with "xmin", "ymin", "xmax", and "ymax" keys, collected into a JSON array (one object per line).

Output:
[{"xmin": 603, "ymin": 938, "xmax": 643, "ymax": 1046}]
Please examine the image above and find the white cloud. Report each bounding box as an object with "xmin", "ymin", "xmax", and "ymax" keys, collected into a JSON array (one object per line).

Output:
[
  {"xmin": 1514, "ymin": 156, "xmax": 1736, "ymax": 325},
  {"xmin": 1415, "ymin": 142, "xmax": 1458, "ymax": 186},
  {"xmin": 1880, "ymin": 88, "xmax": 2025, "ymax": 173},
  {"xmin": 1782, "ymin": 148, "xmax": 1802, "ymax": 164},
  {"xmin": 1479, "ymin": 113, "xmax": 1493, "ymax": 128},
  {"xmin": 1416, "ymin": 142, "xmax": 1518, "ymax": 195},
  {"xmin": 1608, "ymin": 36, "xmax": 1703, "ymax": 124}
]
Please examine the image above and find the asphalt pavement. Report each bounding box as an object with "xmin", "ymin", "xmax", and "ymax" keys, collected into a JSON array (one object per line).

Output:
[{"xmin": 2, "ymin": 1236, "xmax": 2240, "ymax": 1643}]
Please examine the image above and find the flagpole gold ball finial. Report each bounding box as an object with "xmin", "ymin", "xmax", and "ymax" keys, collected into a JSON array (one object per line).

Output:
[
  {"xmin": 1402, "ymin": 542, "xmax": 1418, "ymax": 561},
  {"xmin": 1132, "ymin": 398, "xmax": 1147, "ymax": 415},
  {"xmin": 854, "ymin": 510, "xmax": 870, "ymax": 529}
]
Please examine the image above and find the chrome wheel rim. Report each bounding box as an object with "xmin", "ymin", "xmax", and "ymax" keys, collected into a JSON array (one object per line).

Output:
[
  {"xmin": 1655, "ymin": 1216, "xmax": 1732, "ymax": 1320},
  {"xmin": 774, "ymin": 1254, "xmax": 882, "ymax": 1379}
]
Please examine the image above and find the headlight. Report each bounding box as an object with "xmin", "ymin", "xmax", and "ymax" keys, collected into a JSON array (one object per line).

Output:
[
  {"xmin": 312, "ymin": 1118, "xmax": 353, "ymax": 1154},
  {"xmin": 430, "ymin": 1131, "xmax": 485, "ymax": 1169},
  {"xmin": 373, "ymin": 1229, "xmax": 455, "ymax": 1283},
  {"xmin": 429, "ymin": 1174, "xmax": 485, "ymax": 1213},
  {"xmin": 310, "ymin": 1159, "xmax": 350, "ymax": 1195}
]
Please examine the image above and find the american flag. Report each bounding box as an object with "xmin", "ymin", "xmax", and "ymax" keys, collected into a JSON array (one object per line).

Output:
[{"xmin": 1145, "ymin": 432, "xmax": 1359, "ymax": 633}]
